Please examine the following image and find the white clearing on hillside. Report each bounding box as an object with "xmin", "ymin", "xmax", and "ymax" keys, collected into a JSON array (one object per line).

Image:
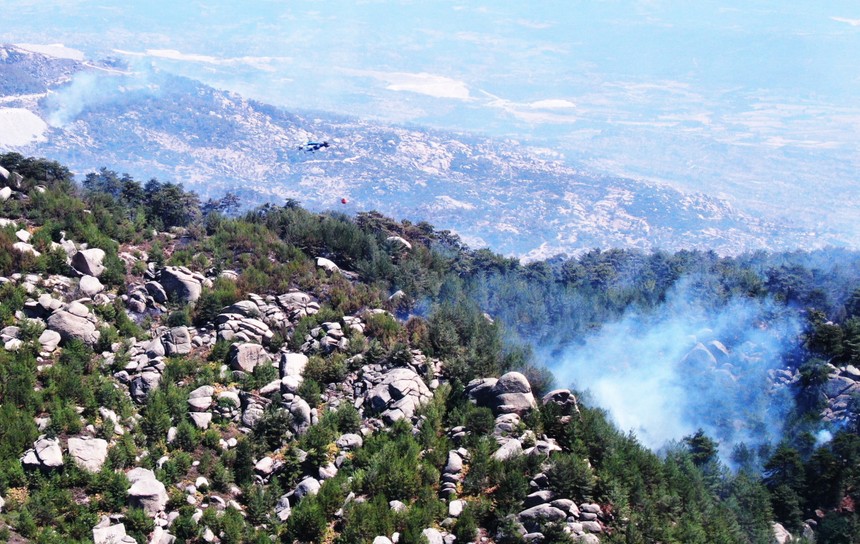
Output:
[
  {"xmin": 14, "ymin": 43, "xmax": 85, "ymax": 61},
  {"xmin": 0, "ymin": 108, "xmax": 49, "ymax": 146}
]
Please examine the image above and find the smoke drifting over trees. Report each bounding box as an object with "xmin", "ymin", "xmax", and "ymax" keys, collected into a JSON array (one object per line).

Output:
[{"xmin": 550, "ymin": 279, "xmax": 801, "ymax": 456}]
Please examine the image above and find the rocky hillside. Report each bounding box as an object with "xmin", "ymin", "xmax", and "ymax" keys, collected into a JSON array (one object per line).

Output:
[
  {"xmin": 1, "ymin": 156, "xmax": 859, "ymax": 544},
  {"xmin": 0, "ymin": 44, "xmax": 822, "ymax": 259}
]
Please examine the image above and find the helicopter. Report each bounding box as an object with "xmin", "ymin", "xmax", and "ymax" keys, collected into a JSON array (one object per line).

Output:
[{"xmin": 298, "ymin": 141, "xmax": 330, "ymax": 152}]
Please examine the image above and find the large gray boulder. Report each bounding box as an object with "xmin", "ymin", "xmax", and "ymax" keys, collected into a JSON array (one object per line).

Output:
[
  {"xmin": 421, "ymin": 528, "xmax": 444, "ymax": 544},
  {"xmin": 130, "ymin": 370, "xmax": 162, "ymax": 403},
  {"xmin": 279, "ymin": 352, "xmax": 308, "ymax": 377},
  {"xmin": 518, "ymin": 504, "xmax": 567, "ymax": 527},
  {"xmin": 21, "ymin": 436, "xmax": 64, "ymax": 470},
  {"xmin": 163, "ymin": 326, "xmax": 192, "ymax": 355},
  {"xmin": 47, "ymin": 309, "xmax": 100, "ymax": 346},
  {"xmin": 144, "ymin": 281, "xmax": 168, "ymax": 304},
  {"xmin": 493, "ymin": 438, "xmax": 523, "ymax": 461},
  {"xmin": 467, "ymin": 372, "xmax": 537, "ymax": 415},
  {"xmin": 93, "ymin": 523, "xmax": 136, "ymax": 544},
  {"xmin": 159, "ymin": 266, "xmax": 204, "ymax": 303},
  {"xmin": 293, "ymin": 477, "xmax": 321, "ymax": 501},
  {"xmin": 336, "ymin": 433, "xmax": 363, "ymax": 450},
  {"xmin": 221, "ymin": 300, "xmax": 261, "ymax": 318},
  {"xmin": 366, "ymin": 367, "xmax": 433, "ymax": 424},
  {"xmin": 127, "ymin": 468, "xmax": 169, "ymax": 515},
  {"xmin": 38, "ymin": 329, "xmax": 61, "ymax": 352},
  {"xmin": 79, "ymin": 275, "xmax": 105, "ymax": 296},
  {"xmin": 229, "ymin": 343, "xmax": 271, "ymax": 373},
  {"xmin": 68, "ymin": 437, "xmax": 109, "ymax": 473},
  {"xmin": 288, "ymin": 396, "xmax": 312, "ymax": 434},
  {"xmin": 71, "ymin": 248, "xmax": 106, "ymax": 277},
  {"xmin": 275, "ymin": 494, "xmax": 292, "ymax": 521}
]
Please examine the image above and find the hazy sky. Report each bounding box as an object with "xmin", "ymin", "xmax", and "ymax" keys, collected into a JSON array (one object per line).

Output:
[{"xmin": 3, "ymin": 1, "xmax": 859, "ymax": 241}]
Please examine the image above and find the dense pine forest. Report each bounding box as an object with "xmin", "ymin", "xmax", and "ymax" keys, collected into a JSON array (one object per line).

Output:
[{"xmin": 0, "ymin": 152, "xmax": 858, "ymax": 544}]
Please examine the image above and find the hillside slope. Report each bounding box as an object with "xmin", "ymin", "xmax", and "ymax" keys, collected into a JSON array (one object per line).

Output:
[
  {"xmin": 1, "ymin": 155, "xmax": 859, "ymax": 543},
  {"xmin": 0, "ymin": 44, "xmax": 822, "ymax": 258}
]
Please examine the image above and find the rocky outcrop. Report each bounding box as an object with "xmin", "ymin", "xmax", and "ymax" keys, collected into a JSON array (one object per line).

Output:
[
  {"xmin": 71, "ymin": 248, "xmax": 106, "ymax": 277},
  {"xmin": 366, "ymin": 367, "xmax": 433, "ymax": 424},
  {"xmin": 821, "ymin": 364, "xmax": 860, "ymax": 425},
  {"xmin": 145, "ymin": 281, "xmax": 168, "ymax": 303},
  {"xmin": 278, "ymin": 291, "xmax": 320, "ymax": 321},
  {"xmin": 21, "ymin": 436, "xmax": 64, "ymax": 470},
  {"xmin": 46, "ymin": 302, "xmax": 100, "ymax": 346},
  {"xmin": 466, "ymin": 371, "xmax": 537, "ymax": 415},
  {"xmin": 158, "ymin": 266, "xmax": 207, "ymax": 303},
  {"xmin": 127, "ymin": 468, "xmax": 169, "ymax": 515},
  {"xmin": 302, "ymin": 321, "xmax": 347, "ymax": 353},
  {"xmin": 67, "ymin": 437, "xmax": 109, "ymax": 473},
  {"xmin": 216, "ymin": 312, "xmax": 273, "ymax": 344},
  {"xmin": 162, "ymin": 326, "xmax": 192, "ymax": 355},
  {"xmin": 542, "ymin": 389, "xmax": 580, "ymax": 413},
  {"xmin": 440, "ymin": 449, "xmax": 468, "ymax": 499},
  {"xmin": 229, "ymin": 342, "xmax": 271, "ymax": 373}
]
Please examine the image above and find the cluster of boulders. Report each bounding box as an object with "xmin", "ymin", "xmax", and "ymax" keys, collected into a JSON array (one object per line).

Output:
[
  {"xmin": 20, "ymin": 434, "xmax": 109, "ymax": 473},
  {"xmin": 766, "ymin": 355, "xmax": 860, "ymax": 428},
  {"xmin": 215, "ymin": 290, "xmax": 322, "ymax": 343},
  {"xmin": 0, "ymin": 165, "xmax": 29, "ymax": 204},
  {"xmin": 215, "ymin": 303, "xmax": 274, "ymax": 344},
  {"xmin": 125, "ymin": 280, "xmax": 168, "ymax": 314},
  {"xmin": 819, "ymin": 364, "xmax": 860, "ymax": 424},
  {"xmin": 157, "ymin": 266, "xmax": 211, "ymax": 303},
  {"xmin": 513, "ymin": 488, "xmax": 605, "ymax": 544},
  {"xmin": 440, "ymin": 449, "xmax": 468, "ymax": 499},
  {"xmin": 363, "ymin": 366, "xmax": 434, "ymax": 424},
  {"xmin": 113, "ymin": 327, "xmax": 210, "ymax": 404},
  {"xmin": 302, "ymin": 321, "xmax": 348, "ymax": 352},
  {"xmin": 466, "ymin": 371, "xmax": 538, "ymax": 415}
]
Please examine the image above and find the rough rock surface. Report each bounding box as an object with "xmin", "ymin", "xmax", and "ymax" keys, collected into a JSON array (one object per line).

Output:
[
  {"xmin": 93, "ymin": 523, "xmax": 136, "ymax": 544},
  {"xmin": 163, "ymin": 326, "xmax": 192, "ymax": 355},
  {"xmin": 158, "ymin": 266, "xmax": 206, "ymax": 303},
  {"xmin": 466, "ymin": 371, "xmax": 537, "ymax": 415},
  {"xmin": 21, "ymin": 436, "xmax": 64, "ymax": 470},
  {"xmin": 229, "ymin": 343, "xmax": 271, "ymax": 373},
  {"xmin": 79, "ymin": 275, "xmax": 105, "ymax": 296},
  {"xmin": 127, "ymin": 468, "xmax": 169, "ymax": 515},
  {"xmin": 47, "ymin": 307, "xmax": 100, "ymax": 346},
  {"xmin": 366, "ymin": 367, "xmax": 433, "ymax": 424},
  {"xmin": 68, "ymin": 436, "xmax": 109, "ymax": 473},
  {"xmin": 71, "ymin": 248, "xmax": 106, "ymax": 277}
]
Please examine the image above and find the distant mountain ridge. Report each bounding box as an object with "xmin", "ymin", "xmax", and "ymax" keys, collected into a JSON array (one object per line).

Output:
[{"xmin": 0, "ymin": 44, "xmax": 816, "ymax": 257}]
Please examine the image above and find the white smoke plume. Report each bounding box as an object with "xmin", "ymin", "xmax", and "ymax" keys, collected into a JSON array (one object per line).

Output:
[
  {"xmin": 44, "ymin": 61, "xmax": 163, "ymax": 127},
  {"xmin": 548, "ymin": 278, "xmax": 801, "ymax": 458}
]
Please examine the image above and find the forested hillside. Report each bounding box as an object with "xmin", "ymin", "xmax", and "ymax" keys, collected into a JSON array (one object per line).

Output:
[{"xmin": 0, "ymin": 153, "xmax": 858, "ymax": 544}]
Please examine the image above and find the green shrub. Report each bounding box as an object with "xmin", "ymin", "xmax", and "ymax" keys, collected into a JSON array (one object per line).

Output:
[
  {"xmin": 285, "ymin": 496, "xmax": 327, "ymax": 543},
  {"xmin": 173, "ymin": 420, "xmax": 199, "ymax": 452},
  {"xmin": 304, "ymin": 354, "xmax": 347, "ymax": 384},
  {"xmin": 453, "ymin": 505, "xmax": 479, "ymax": 544},
  {"xmin": 125, "ymin": 507, "xmax": 155, "ymax": 543},
  {"xmin": 333, "ymin": 403, "xmax": 361, "ymax": 434},
  {"xmin": 167, "ymin": 306, "xmax": 192, "ymax": 327},
  {"xmin": 298, "ymin": 378, "xmax": 322, "ymax": 407}
]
